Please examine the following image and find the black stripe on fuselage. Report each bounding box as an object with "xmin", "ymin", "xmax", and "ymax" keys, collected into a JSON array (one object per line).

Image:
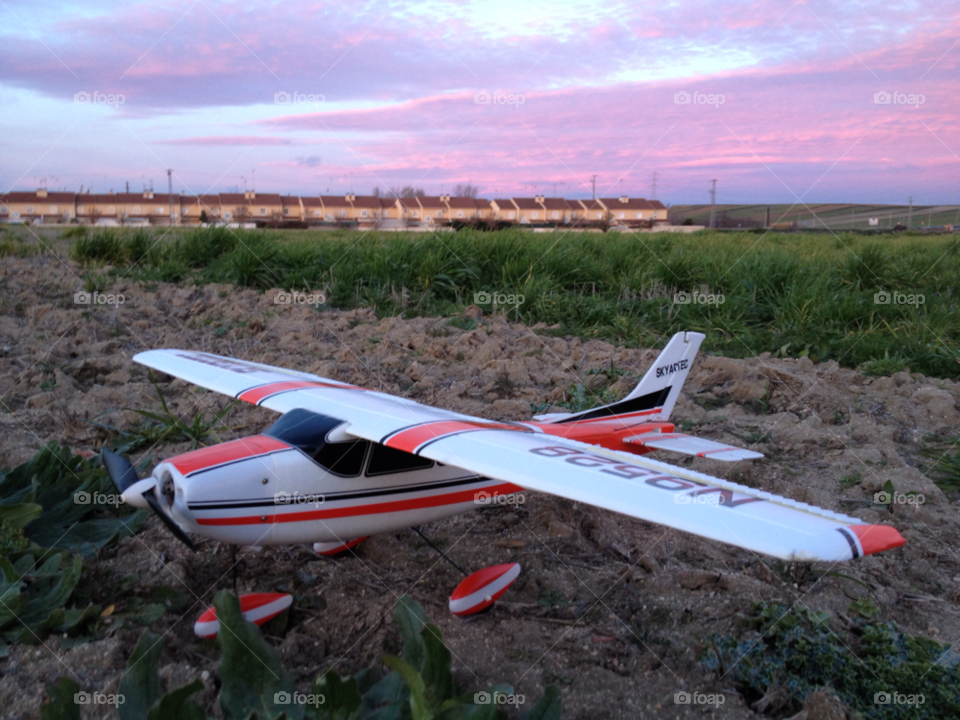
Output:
[
  {"xmin": 554, "ymin": 387, "xmax": 671, "ymax": 423},
  {"xmin": 187, "ymin": 475, "xmax": 490, "ymax": 511}
]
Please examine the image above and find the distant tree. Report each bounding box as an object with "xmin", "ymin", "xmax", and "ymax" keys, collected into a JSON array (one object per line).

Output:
[
  {"xmin": 88, "ymin": 207, "xmax": 102, "ymax": 225},
  {"xmin": 453, "ymin": 183, "xmax": 479, "ymax": 198},
  {"xmin": 118, "ymin": 211, "xmax": 128, "ymax": 226},
  {"xmin": 371, "ymin": 187, "xmax": 381, "ymax": 197},
  {"xmin": 234, "ymin": 206, "xmax": 250, "ymax": 224},
  {"xmin": 389, "ymin": 186, "xmax": 426, "ymax": 198},
  {"xmin": 200, "ymin": 210, "xmax": 209, "ymax": 223}
]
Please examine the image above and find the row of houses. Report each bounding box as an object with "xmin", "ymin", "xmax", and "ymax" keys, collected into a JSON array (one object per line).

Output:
[{"xmin": 0, "ymin": 189, "xmax": 668, "ymax": 228}]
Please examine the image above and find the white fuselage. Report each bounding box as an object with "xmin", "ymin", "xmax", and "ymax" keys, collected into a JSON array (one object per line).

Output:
[{"xmin": 151, "ymin": 434, "xmax": 524, "ymax": 547}]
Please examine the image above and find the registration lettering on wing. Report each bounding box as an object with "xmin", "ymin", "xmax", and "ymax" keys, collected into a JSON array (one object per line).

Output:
[{"xmin": 529, "ymin": 445, "xmax": 761, "ymax": 508}]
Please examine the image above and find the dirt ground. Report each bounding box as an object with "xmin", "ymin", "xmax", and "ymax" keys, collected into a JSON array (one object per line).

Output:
[{"xmin": 1, "ymin": 246, "xmax": 960, "ymax": 719}]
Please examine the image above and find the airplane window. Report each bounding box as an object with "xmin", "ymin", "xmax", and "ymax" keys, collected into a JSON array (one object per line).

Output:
[
  {"xmin": 313, "ymin": 441, "xmax": 369, "ymax": 477},
  {"xmin": 366, "ymin": 443, "xmax": 434, "ymax": 476}
]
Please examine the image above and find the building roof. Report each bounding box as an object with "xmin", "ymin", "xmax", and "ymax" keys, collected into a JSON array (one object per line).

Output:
[
  {"xmin": 580, "ymin": 199, "xmax": 605, "ymax": 211},
  {"xmin": 248, "ymin": 193, "xmax": 282, "ymax": 205},
  {"xmin": 417, "ymin": 196, "xmax": 447, "ymax": 208},
  {"xmin": 300, "ymin": 196, "xmax": 322, "ymax": 207},
  {"xmin": 600, "ymin": 197, "xmax": 655, "ymax": 211},
  {"xmin": 1, "ymin": 191, "xmax": 77, "ymax": 204},
  {"xmin": 398, "ymin": 197, "xmax": 421, "ymax": 208},
  {"xmin": 280, "ymin": 195, "xmax": 300, "ymax": 206},
  {"xmin": 510, "ymin": 197, "xmax": 541, "ymax": 210},
  {"xmin": 76, "ymin": 194, "xmax": 122, "ymax": 204},
  {"xmin": 540, "ymin": 197, "xmax": 567, "ymax": 210},
  {"xmin": 379, "ymin": 198, "xmax": 397, "ymax": 209},
  {"xmin": 319, "ymin": 195, "xmax": 350, "ymax": 207},
  {"xmin": 218, "ymin": 193, "xmax": 248, "ymax": 205},
  {"xmin": 446, "ymin": 196, "xmax": 477, "ymax": 209},
  {"xmin": 492, "ymin": 199, "xmax": 515, "ymax": 209},
  {"xmin": 197, "ymin": 194, "xmax": 221, "ymax": 207},
  {"xmin": 474, "ymin": 199, "xmax": 492, "ymax": 209},
  {"xmin": 350, "ymin": 195, "xmax": 381, "ymax": 209}
]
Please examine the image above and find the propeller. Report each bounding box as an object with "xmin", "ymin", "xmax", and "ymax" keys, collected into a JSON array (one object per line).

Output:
[{"xmin": 102, "ymin": 449, "xmax": 196, "ymax": 551}]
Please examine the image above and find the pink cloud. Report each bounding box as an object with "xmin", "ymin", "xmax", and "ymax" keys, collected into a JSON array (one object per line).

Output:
[{"xmin": 156, "ymin": 136, "xmax": 294, "ymax": 145}]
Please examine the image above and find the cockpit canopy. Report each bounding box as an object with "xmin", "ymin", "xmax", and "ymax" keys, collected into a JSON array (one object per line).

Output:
[{"xmin": 263, "ymin": 408, "xmax": 433, "ymax": 477}]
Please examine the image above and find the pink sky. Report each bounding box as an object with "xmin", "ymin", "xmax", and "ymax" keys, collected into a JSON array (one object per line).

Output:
[{"xmin": 1, "ymin": 1, "xmax": 958, "ymax": 203}]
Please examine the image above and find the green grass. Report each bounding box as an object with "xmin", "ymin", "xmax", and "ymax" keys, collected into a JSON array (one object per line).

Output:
[{"xmin": 67, "ymin": 227, "xmax": 960, "ymax": 378}]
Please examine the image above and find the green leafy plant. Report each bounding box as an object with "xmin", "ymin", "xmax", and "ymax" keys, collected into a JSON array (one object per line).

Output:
[
  {"xmin": 0, "ymin": 553, "xmax": 98, "ymax": 655},
  {"xmin": 111, "ymin": 373, "xmax": 237, "ymax": 452},
  {"xmin": 61, "ymin": 225, "xmax": 88, "ymax": 239},
  {"xmin": 838, "ymin": 470, "xmax": 862, "ymax": 489},
  {"xmin": 0, "ymin": 444, "xmax": 158, "ymax": 655},
  {"xmin": 703, "ymin": 600, "xmax": 960, "ymax": 717},
  {"xmin": 532, "ymin": 382, "xmax": 617, "ymax": 416},
  {"xmin": 46, "ymin": 592, "xmax": 561, "ymax": 720},
  {"xmin": 860, "ymin": 351, "xmax": 909, "ymax": 377},
  {"xmin": 921, "ymin": 436, "xmax": 960, "ymax": 494},
  {"xmin": 0, "ymin": 442, "xmax": 148, "ymax": 555}
]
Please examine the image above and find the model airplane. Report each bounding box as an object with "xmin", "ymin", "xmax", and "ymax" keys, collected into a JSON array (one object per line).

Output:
[{"xmin": 103, "ymin": 331, "xmax": 904, "ymax": 618}]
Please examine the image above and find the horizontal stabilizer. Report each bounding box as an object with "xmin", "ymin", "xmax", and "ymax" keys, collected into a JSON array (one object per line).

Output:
[{"xmin": 624, "ymin": 432, "xmax": 763, "ymax": 462}]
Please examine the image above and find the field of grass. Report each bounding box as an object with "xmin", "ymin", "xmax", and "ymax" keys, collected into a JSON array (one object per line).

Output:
[
  {"xmin": 59, "ymin": 225, "xmax": 960, "ymax": 378},
  {"xmin": 671, "ymin": 203, "xmax": 960, "ymax": 230}
]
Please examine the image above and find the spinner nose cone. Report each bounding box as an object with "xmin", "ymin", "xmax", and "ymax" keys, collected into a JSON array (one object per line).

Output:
[{"xmin": 120, "ymin": 477, "xmax": 158, "ymax": 508}]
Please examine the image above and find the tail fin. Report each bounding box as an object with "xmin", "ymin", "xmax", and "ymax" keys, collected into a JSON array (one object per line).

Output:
[{"xmin": 536, "ymin": 331, "xmax": 704, "ymax": 424}]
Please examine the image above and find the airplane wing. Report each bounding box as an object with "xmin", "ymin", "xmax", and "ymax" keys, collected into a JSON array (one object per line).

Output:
[{"xmin": 133, "ymin": 349, "xmax": 905, "ymax": 562}]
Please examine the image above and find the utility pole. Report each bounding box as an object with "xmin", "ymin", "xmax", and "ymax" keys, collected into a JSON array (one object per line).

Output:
[
  {"xmin": 167, "ymin": 169, "xmax": 175, "ymax": 226},
  {"xmin": 591, "ymin": 174, "xmax": 596, "ymax": 201},
  {"xmin": 651, "ymin": 170, "xmax": 658, "ymax": 200},
  {"xmin": 907, "ymin": 196, "xmax": 913, "ymax": 228},
  {"xmin": 709, "ymin": 179, "xmax": 717, "ymax": 229},
  {"xmin": 125, "ymin": 181, "xmax": 129, "ymax": 193}
]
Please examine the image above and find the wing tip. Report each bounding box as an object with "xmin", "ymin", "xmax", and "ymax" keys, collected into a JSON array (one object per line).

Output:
[{"xmin": 845, "ymin": 524, "xmax": 906, "ymax": 557}]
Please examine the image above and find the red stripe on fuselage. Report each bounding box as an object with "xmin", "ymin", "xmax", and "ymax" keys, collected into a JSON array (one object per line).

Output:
[
  {"xmin": 384, "ymin": 421, "xmax": 531, "ymax": 454},
  {"xmin": 195, "ymin": 482, "xmax": 526, "ymax": 526},
  {"xmin": 238, "ymin": 380, "xmax": 361, "ymax": 405},
  {"xmin": 169, "ymin": 435, "xmax": 291, "ymax": 476}
]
